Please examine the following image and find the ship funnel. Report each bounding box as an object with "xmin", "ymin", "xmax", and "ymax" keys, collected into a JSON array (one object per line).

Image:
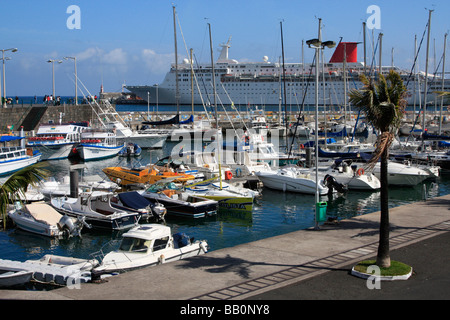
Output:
[
  {"xmin": 329, "ymin": 42, "xmax": 359, "ymax": 63},
  {"xmin": 217, "ymin": 36, "xmax": 232, "ymax": 62}
]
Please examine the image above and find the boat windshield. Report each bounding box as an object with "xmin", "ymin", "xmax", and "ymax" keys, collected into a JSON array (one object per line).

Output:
[{"xmin": 119, "ymin": 238, "xmax": 150, "ymax": 253}]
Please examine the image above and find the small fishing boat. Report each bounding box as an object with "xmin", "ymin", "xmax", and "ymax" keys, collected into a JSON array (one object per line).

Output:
[
  {"xmin": 8, "ymin": 201, "xmax": 88, "ymax": 238},
  {"xmin": 92, "ymin": 224, "xmax": 208, "ymax": 276},
  {"xmin": 50, "ymin": 191, "xmax": 140, "ymax": 231},
  {"xmin": 118, "ymin": 142, "xmax": 142, "ymax": 157},
  {"xmin": 110, "ymin": 191, "xmax": 167, "ymax": 222},
  {"xmin": 71, "ymin": 129, "xmax": 123, "ymax": 161},
  {"xmin": 140, "ymin": 182, "xmax": 218, "ymax": 218},
  {"xmin": 102, "ymin": 165, "xmax": 195, "ymax": 188}
]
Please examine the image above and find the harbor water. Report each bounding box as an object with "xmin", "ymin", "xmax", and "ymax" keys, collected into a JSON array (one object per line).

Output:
[
  {"xmin": 1, "ymin": 101, "xmax": 450, "ymax": 280},
  {"xmin": 1, "ymin": 138, "xmax": 449, "ymax": 269}
]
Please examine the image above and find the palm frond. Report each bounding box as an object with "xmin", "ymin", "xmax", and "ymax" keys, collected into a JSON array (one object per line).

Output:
[
  {"xmin": 0, "ymin": 162, "xmax": 50, "ymax": 228},
  {"xmin": 365, "ymin": 131, "xmax": 395, "ymax": 171}
]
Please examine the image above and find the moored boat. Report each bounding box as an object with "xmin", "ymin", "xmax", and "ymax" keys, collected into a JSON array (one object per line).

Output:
[
  {"xmin": 71, "ymin": 129, "xmax": 123, "ymax": 161},
  {"xmin": 140, "ymin": 182, "xmax": 218, "ymax": 218},
  {"xmin": 8, "ymin": 201, "xmax": 88, "ymax": 238},
  {"xmin": 255, "ymin": 166, "xmax": 330, "ymax": 195},
  {"xmin": 102, "ymin": 165, "xmax": 195, "ymax": 188},
  {"xmin": 26, "ymin": 122, "xmax": 89, "ymax": 160},
  {"xmin": 50, "ymin": 190, "xmax": 140, "ymax": 231},
  {"xmin": 92, "ymin": 224, "xmax": 208, "ymax": 276}
]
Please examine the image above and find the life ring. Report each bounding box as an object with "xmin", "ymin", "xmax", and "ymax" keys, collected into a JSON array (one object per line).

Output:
[
  {"xmin": 357, "ymin": 168, "xmax": 365, "ymax": 176},
  {"xmin": 225, "ymin": 170, "xmax": 233, "ymax": 180}
]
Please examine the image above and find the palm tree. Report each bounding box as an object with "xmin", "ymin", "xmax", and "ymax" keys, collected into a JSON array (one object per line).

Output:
[
  {"xmin": 348, "ymin": 70, "xmax": 407, "ymax": 268},
  {"xmin": 0, "ymin": 162, "xmax": 49, "ymax": 228}
]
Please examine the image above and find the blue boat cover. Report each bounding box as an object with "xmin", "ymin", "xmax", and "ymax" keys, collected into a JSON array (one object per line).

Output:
[
  {"xmin": 0, "ymin": 135, "xmax": 23, "ymax": 142},
  {"xmin": 118, "ymin": 191, "xmax": 151, "ymax": 209}
]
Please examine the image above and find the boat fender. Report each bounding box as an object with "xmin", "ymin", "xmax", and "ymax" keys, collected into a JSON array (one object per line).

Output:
[
  {"xmin": 235, "ymin": 168, "xmax": 242, "ymax": 178},
  {"xmin": 200, "ymin": 242, "xmax": 208, "ymax": 253},
  {"xmin": 357, "ymin": 168, "xmax": 365, "ymax": 176},
  {"xmin": 158, "ymin": 254, "xmax": 165, "ymax": 264}
]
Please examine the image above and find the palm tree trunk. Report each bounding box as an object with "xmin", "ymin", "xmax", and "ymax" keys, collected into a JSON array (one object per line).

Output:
[{"xmin": 376, "ymin": 147, "xmax": 391, "ymax": 268}]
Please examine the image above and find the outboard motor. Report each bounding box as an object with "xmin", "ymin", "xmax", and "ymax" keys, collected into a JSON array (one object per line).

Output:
[
  {"xmin": 324, "ymin": 174, "xmax": 348, "ymax": 194},
  {"xmin": 150, "ymin": 202, "xmax": 167, "ymax": 221},
  {"xmin": 58, "ymin": 215, "xmax": 90, "ymax": 237}
]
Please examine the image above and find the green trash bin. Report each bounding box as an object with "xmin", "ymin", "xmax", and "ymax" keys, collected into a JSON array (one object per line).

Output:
[{"xmin": 316, "ymin": 202, "xmax": 328, "ymax": 223}]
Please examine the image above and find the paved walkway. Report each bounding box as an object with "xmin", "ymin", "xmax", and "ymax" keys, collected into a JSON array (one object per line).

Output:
[{"xmin": 1, "ymin": 194, "xmax": 449, "ymax": 301}]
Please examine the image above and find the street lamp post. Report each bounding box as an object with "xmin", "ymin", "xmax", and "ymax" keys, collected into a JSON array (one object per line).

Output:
[
  {"xmin": 1, "ymin": 48, "xmax": 18, "ymax": 108},
  {"xmin": 64, "ymin": 56, "xmax": 77, "ymax": 105},
  {"xmin": 47, "ymin": 59, "xmax": 62, "ymax": 103},
  {"xmin": 306, "ymin": 38, "xmax": 336, "ymax": 229}
]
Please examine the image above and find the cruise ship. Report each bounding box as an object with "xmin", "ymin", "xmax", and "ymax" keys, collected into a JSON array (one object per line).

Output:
[{"xmin": 126, "ymin": 39, "xmax": 450, "ymax": 108}]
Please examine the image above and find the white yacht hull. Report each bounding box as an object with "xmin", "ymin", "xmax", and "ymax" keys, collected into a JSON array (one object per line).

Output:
[{"xmin": 255, "ymin": 169, "xmax": 328, "ymax": 195}]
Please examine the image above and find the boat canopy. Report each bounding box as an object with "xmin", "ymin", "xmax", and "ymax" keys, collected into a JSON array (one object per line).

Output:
[
  {"xmin": 122, "ymin": 224, "xmax": 171, "ymax": 241},
  {"xmin": 0, "ymin": 136, "xmax": 23, "ymax": 143},
  {"xmin": 118, "ymin": 191, "xmax": 152, "ymax": 210},
  {"xmin": 142, "ymin": 114, "xmax": 193, "ymax": 126}
]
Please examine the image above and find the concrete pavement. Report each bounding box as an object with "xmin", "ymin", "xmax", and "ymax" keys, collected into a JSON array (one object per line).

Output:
[{"xmin": 1, "ymin": 194, "xmax": 449, "ymax": 301}]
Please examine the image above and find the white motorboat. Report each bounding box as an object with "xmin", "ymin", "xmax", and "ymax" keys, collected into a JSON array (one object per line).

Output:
[
  {"xmin": 289, "ymin": 123, "xmax": 311, "ymax": 137},
  {"xmin": 92, "ymin": 224, "xmax": 208, "ymax": 276},
  {"xmin": 72, "ymin": 129, "xmax": 124, "ymax": 161},
  {"xmin": 26, "ymin": 122, "xmax": 89, "ymax": 160},
  {"xmin": 50, "ymin": 191, "xmax": 140, "ymax": 230},
  {"xmin": 299, "ymin": 161, "xmax": 381, "ymax": 191},
  {"xmin": 106, "ymin": 120, "xmax": 167, "ymax": 149},
  {"xmin": 255, "ymin": 166, "xmax": 330, "ymax": 195},
  {"xmin": 371, "ymin": 161, "xmax": 430, "ymax": 186},
  {"xmin": 8, "ymin": 201, "xmax": 88, "ymax": 238},
  {"xmin": 39, "ymin": 174, "xmax": 119, "ymax": 198}
]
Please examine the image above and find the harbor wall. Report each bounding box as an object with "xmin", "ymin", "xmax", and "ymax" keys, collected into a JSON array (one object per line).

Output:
[{"xmin": 0, "ymin": 104, "xmax": 248, "ymax": 134}]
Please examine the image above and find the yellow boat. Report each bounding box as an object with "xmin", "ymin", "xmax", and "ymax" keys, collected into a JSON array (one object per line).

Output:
[
  {"xmin": 184, "ymin": 182, "xmax": 258, "ymax": 212},
  {"xmin": 102, "ymin": 166, "xmax": 195, "ymax": 187}
]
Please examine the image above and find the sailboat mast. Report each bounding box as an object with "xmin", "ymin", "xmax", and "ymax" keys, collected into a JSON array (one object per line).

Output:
[
  {"xmin": 422, "ymin": 9, "xmax": 433, "ymax": 144},
  {"xmin": 440, "ymin": 33, "xmax": 447, "ymax": 135},
  {"xmin": 173, "ymin": 6, "xmax": 180, "ymax": 127},
  {"xmin": 280, "ymin": 21, "xmax": 288, "ymax": 149},
  {"xmin": 190, "ymin": 48, "xmax": 194, "ymax": 127},
  {"xmin": 208, "ymin": 23, "xmax": 222, "ymax": 189}
]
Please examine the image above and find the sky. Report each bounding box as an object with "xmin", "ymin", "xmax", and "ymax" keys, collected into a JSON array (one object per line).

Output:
[{"xmin": 0, "ymin": 0, "xmax": 449, "ymax": 97}]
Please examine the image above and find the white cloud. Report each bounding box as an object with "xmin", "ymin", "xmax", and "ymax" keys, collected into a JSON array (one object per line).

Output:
[
  {"xmin": 141, "ymin": 48, "xmax": 174, "ymax": 74},
  {"xmin": 103, "ymin": 48, "xmax": 127, "ymax": 65}
]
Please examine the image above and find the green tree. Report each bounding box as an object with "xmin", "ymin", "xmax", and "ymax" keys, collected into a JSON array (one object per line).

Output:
[
  {"xmin": 0, "ymin": 162, "xmax": 49, "ymax": 228},
  {"xmin": 348, "ymin": 70, "xmax": 407, "ymax": 268}
]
